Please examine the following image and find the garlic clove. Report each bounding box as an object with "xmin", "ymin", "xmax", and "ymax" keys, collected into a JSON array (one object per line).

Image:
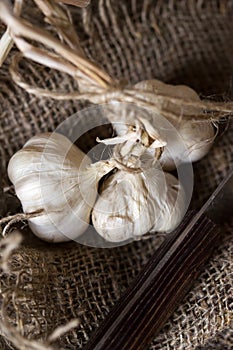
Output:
[
  {"xmin": 92, "ymin": 167, "xmax": 186, "ymax": 243},
  {"xmin": 8, "ymin": 132, "xmax": 113, "ymax": 243}
]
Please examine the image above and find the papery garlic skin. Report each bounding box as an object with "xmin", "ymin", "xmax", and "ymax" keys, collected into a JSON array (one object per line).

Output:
[
  {"xmin": 8, "ymin": 133, "xmax": 112, "ymax": 243},
  {"xmin": 92, "ymin": 167, "xmax": 185, "ymax": 242},
  {"xmin": 149, "ymin": 172, "xmax": 185, "ymax": 233},
  {"xmin": 135, "ymin": 80, "xmax": 215, "ymax": 170}
]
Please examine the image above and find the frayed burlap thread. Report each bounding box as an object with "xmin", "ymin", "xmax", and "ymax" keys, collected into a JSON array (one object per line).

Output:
[{"xmin": 0, "ymin": 1, "xmax": 233, "ymax": 349}]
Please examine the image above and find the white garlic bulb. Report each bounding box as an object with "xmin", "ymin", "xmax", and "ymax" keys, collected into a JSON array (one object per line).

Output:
[
  {"xmin": 8, "ymin": 133, "xmax": 113, "ymax": 242},
  {"xmin": 92, "ymin": 166, "xmax": 185, "ymax": 242},
  {"xmin": 135, "ymin": 79, "xmax": 215, "ymax": 170}
]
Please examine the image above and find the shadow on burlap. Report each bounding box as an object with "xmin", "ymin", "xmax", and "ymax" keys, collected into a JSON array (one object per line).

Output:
[{"xmin": 0, "ymin": 1, "xmax": 232, "ymax": 349}]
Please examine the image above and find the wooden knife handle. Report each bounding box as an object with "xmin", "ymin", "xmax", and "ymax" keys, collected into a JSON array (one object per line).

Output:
[{"xmin": 83, "ymin": 211, "xmax": 219, "ymax": 350}]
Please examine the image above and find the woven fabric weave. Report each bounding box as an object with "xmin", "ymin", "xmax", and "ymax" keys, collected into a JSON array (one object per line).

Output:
[{"xmin": 0, "ymin": 1, "xmax": 232, "ymax": 349}]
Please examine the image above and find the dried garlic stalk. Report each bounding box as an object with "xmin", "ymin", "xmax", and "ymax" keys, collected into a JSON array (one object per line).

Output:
[
  {"xmin": 0, "ymin": 0, "xmax": 115, "ymax": 90},
  {"xmin": 0, "ymin": 0, "xmax": 232, "ymax": 121}
]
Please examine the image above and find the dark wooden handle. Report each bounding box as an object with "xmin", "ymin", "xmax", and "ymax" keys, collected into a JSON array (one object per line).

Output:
[{"xmin": 83, "ymin": 212, "xmax": 219, "ymax": 350}]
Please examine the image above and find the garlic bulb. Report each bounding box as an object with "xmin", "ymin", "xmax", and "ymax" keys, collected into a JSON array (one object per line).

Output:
[
  {"xmin": 135, "ymin": 79, "xmax": 215, "ymax": 170},
  {"xmin": 92, "ymin": 166, "xmax": 185, "ymax": 242},
  {"xmin": 8, "ymin": 132, "xmax": 113, "ymax": 242}
]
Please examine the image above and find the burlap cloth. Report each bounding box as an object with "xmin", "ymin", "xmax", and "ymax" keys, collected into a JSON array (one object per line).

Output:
[{"xmin": 0, "ymin": 1, "xmax": 233, "ymax": 349}]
